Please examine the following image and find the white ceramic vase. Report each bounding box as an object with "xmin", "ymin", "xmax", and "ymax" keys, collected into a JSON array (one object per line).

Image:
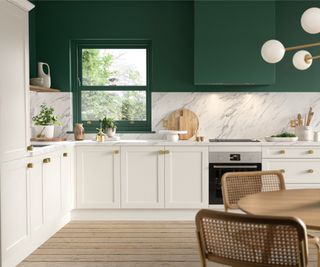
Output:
[
  {"xmin": 33, "ymin": 125, "xmax": 54, "ymax": 138},
  {"xmin": 106, "ymin": 128, "xmax": 116, "ymax": 137}
]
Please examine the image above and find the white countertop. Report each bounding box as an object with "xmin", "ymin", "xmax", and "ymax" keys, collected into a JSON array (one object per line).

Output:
[{"xmin": 29, "ymin": 139, "xmax": 320, "ymax": 156}]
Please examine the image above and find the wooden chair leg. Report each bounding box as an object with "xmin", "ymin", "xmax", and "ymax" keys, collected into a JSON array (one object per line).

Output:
[{"xmin": 196, "ymin": 231, "xmax": 207, "ymax": 267}]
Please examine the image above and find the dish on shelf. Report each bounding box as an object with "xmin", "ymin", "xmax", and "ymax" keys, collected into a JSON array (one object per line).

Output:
[{"xmin": 265, "ymin": 136, "xmax": 299, "ymax": 142}]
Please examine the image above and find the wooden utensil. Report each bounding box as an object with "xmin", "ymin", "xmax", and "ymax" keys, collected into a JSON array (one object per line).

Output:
[
  {"xmin": 164, "ymin": 108, "xmax": 199, "ymax": 140},
  {"xmin": 297, "ymin": 113, "xmax": 303, "ymax": 126},
  {"xmin": 306, "ymin": 107, "xmax": 313, "ymax": 126}
]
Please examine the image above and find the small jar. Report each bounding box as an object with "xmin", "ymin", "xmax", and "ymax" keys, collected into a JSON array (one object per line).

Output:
[
  {"xmin": 314, "ymin": 131, "xmax": 320, "ymax": 142},
  {"xmin": 74, "ymin": 123, "xmax": 85, "ymax": 141}
]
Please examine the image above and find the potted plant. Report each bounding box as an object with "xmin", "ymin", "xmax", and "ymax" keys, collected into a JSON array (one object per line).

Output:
[
  {"xmin": 32, "ymin": 104, "xmax": 61, "ymax": 138},
  {"xmin": 102, "ymin": 117, "xmax": 117, "ymax": 137}
]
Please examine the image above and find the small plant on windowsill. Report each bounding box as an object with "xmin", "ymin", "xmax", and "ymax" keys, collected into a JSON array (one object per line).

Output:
[
  {"xmin": 102, "ymin": 117, "xmax": 117, "ymax": 137},
  {"xmin": 32, "ymin": 104, "xmax": 61, "ymax": 139}
]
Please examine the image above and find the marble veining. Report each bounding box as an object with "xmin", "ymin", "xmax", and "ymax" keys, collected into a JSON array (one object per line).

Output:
[
  {"xmin": 30, "ymin": 92, "xmax": 73, "ymax": 138},
  {"xmin": 30, "ymin": 92, "xmax": 320, "ymax": 140},
  {"xmin": 152, "ymin": 92, "xmax": 320, "ymax": 140}
]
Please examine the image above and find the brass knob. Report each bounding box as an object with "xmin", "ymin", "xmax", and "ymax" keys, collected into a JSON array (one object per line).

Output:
[
  {"xmin": 280, "ymin": 169, "xmax": 285, "ymax": 173},
  {"xmin": 63, "ymin": 152, "xmax": 68, "ymax": 157},
  {"xmin": 159, "ymin": 150, "xmax": 165, "ymax": 155},
  {"xmin": 279, "ymin": 150, "xmax": 285, "ymax": 154},
  {"xmin": 27, "ymin": 163, "xmax": 33, "ymax": 168},
  {"xmin": 307, "ymin": 169, "xmax": 314, "ymax": 173},
  {"xmin": 43, "ymin": 158, "xmax": 51, "ymax": 164},
  {"xmin": 308, "ymin": 150, "xmax": 314, "ymax": 154},
  {"xmin": 113, "ymin": 150, "xmax": 119, "ymax": 154},
  {"xmin": 27, "ymin": 145, "xmax": 33, "ymax": 151}
]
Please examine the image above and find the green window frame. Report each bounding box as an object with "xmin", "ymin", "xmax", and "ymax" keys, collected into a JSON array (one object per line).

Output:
[{"xmin": 71, "ymin": 39, "xmax": 152, "ymax": 133}]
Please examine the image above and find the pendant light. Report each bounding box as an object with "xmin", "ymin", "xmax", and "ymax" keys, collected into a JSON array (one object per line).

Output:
[{"xmin": 261, "ymin": 7, "xmax": 320, "ymax": 70}]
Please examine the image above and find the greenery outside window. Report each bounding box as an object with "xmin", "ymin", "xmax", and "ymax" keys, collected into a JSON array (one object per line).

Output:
[{"xmin": 71, "ymin": 40, "xmax": 151, "ymax": 132}]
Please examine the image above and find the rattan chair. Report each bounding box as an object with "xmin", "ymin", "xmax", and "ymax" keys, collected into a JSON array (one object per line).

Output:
[
  {"xmin": 196, "ymin": 209, "xmax": 314, "ymax": 267},
  {"xmin": 221, "ymin": 170, "xmax": 286, "ymax": 211}
]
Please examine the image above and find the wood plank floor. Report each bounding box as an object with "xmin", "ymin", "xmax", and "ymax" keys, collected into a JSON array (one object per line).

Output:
[{"xmin": 18, "ymin": 221, "xmax": 319, "ymax": 267}]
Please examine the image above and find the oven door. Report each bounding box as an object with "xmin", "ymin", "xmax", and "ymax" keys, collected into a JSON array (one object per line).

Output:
[{"xmin": 209, "ymin": 163, "xmax": 262, "ymax": 205}]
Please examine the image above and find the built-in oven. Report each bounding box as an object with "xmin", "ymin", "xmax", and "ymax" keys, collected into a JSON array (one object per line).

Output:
[{"xmin": 209, "ymin": 151, "xmax": 262, "ymax": 204}]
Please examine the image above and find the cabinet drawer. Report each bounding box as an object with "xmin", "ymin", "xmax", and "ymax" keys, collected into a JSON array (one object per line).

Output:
[
  {"xmin": 263, "ymin": 159, "xmax": 320, "ymax": 183},
  {"xmin": 262, "ymin": 147, "xmax": 320, "ymax": 158}
]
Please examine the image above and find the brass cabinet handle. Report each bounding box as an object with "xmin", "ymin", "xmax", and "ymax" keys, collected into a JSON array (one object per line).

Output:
[
  {"xmin": 165, "ymin": 150, "xmax": 170, "ymax": 154},
  {"xmin": 43, "ymin": 158, "xmax": 51, "ymax": 164},
  {"xmin": 308, "ymin": 150, "xmax": 314, "ymax": 154},
  {"xmin": 307, "ymin": 169, "xmax": 314, "ymax": 173},
  {"xmin": 27, "ymin": 163, "xmax": 33, "ymax": 168},
  {"xmin": 113, "ymin": 150, "xmax": 119, "ymax": 154},
  {"xmin": 159, "ymin": 150, "xmax": 165, "ymax": 155},
  {"xmin": 27, "ymin": 145, "xmax": 33, "ymax": 151},
  {"xmin": 279, "ymin": 150, "xmax": 286, "ymax": 154},
  {"xmin": 280, "ymin": 169, "xmax": 285, "ymax": 173},
  {"xmin": 63, "ymin": 152, "xmax": 68, "ymax": 157}
]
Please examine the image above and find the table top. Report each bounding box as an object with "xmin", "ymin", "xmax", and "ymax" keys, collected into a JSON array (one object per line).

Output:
[{"xmin": 238, "ymin": 189, "xmax": 320, "ymax": 230}]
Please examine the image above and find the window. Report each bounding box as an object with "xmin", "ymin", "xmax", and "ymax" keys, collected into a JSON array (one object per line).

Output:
[{"xmin": 72, "ymin": 40, "xmax": 151, "ymax": 132}]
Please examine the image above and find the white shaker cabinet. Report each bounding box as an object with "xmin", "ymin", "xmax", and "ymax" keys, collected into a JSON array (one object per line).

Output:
[
  {"xmin": 43, "ymin": 151, "xmax": 62, "ymax": 224},
  {"xmin": 120, "ymin": 146, "xmax": 208, "ymax": 209},
  {"xmin": 61, "ymin": 148, "xmax": 73, "ymax": 214},
  {"xmin": 29, "ymin": 156, "xmax": 45, "ymax": 235},
  {"xmin": 76, "ymin": 146, "xmax": 120, "ymax": 208},
  {"xmin": 121, "ymin": 146, "xmax": 165, "ymax": 208},
  {"xmin": 262, "ymin": 146, "xmax": 320, "ymax": 188},
  {"xmin": 164, "ymin": 146, "xmax": 208, "ymax": 208},
  {"xmin": 1, "ymin": 157, "xmax": 30, "ymax": 266},
  {"xmin": 0, "ymin": 0, "xmax": 34, "ymax": 162}
]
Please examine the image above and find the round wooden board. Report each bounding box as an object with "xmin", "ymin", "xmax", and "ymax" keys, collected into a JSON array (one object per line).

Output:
[{"xmin": 164, "ymin": 109, "xmax": 199, "ymax": 140}]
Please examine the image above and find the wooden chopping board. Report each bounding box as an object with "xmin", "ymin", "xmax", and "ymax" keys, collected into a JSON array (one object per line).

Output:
[{"xmin": 164, "ymin": 109, "xmax": 199, "ymax": 140}]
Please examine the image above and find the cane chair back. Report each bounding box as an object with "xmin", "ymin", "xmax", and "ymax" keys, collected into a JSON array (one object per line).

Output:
[
  {"xmin": 222, "ymin": 170, "xmax": 286, "ymax": 211},
  {"xmin": 196, "ymin": 209, "xmax": 308, "ymax": 267}
]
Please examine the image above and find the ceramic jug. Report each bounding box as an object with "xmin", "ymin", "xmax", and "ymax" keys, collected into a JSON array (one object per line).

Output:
[{"xmin": 38, "ymin": 62, "xmax": 51, "ymax": 88}]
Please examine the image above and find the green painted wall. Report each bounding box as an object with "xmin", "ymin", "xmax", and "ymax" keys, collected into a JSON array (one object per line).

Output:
[{"xmin": 30, "ymin": 1, "xmax": 320, "ymax": 92}]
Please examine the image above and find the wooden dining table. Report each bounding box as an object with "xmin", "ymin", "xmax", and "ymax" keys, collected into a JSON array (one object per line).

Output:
[{"xmin": 238, "ymin": 188, "xmax": 320, "ymax": 230}]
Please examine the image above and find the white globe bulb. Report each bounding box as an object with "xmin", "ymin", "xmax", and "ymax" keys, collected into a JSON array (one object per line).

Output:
[
  {"xmin": 261, "ymin": 40, "xmax": 285, "ymax": 63},
  {"xmin": 301, "ymin": 7, "xmax": 320, "ymax": 34},
  {"xmin": 292, "ymin": 50, "xmax": 313, "ymax": 70}
]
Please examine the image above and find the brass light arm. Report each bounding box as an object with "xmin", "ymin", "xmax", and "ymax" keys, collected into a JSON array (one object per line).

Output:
[
  {"xmin": 285, "ymin": 42, "xmax": 320, "ymax": 52},
  {"xmin": 304, "ymin": 54, "xmax": 320, "ymax": 63}
]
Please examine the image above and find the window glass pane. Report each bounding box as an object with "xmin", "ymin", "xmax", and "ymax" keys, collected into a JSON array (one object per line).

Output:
[
  {"xmin": 81, "ymin": 91, "xmax": 147, "ymax": 121},
  {"xmin": 82, "ymin": 49, "xmax": 147, "ymax": 86}
]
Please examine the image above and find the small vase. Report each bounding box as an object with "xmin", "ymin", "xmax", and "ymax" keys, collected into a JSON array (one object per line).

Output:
[
  {"xmin": 106, "ymin": 128, "xmax": 116, "ymax": 137},
  {"xmin": 74, "ymin": 123, "xmax": 85, "ymax": 140}
]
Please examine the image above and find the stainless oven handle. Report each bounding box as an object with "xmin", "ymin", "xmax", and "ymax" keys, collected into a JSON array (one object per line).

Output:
[{"xmin": 213, "ymin": 165, "xmax": 259, "ymax": 169}]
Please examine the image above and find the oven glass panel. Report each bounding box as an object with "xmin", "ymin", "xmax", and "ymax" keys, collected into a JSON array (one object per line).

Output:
[{"xmin": 209, "ymin": 163, "xmax": 262, "ymax": 204}]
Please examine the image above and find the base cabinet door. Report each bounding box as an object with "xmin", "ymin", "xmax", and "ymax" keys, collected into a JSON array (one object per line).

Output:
[
  {"xmin": 61, "ymin": 149, "xmax": 73, "ymax": 214},
  {"xmin": 43, "ymin": 152, "xmax": 61, "ymax": 224},
  {"xmin": 121, "ymin": 146, "xmax": 165, "ymax": 208},
  {"xmin": 165, "ymin": 146, "xmax": 208, "ymax": 208},
  {"xmin": 1, "ymin": 157, "xmax": 29, "ymax": 263},
  {"xmin": 29, "ymin": 156, "xmax": 45, "ymax": 235},
  {"xmin": 76, "ymin": 147, "xmax": 120, "ymax": 208}
]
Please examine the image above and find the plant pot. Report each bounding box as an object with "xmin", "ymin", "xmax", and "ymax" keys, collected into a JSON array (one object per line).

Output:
[
  {"xmin": 33, "ymin": 125, "xmax": 55, "ymax": 139},
  {"xmin": 106, "ymin": 128, "xmax": 116, "ymax": 137}
]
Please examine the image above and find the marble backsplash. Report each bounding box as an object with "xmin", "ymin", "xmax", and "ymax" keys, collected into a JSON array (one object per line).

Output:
[
  {"xmin": 30, "ymin": 92, "xmax": 320, "ymax": 140},
  {"xmin": 152, "ymin": 92, "xmax": 320, "ymax": 140},
  {"xmin": 30, "ymin": 92, "xmax": 73, "ymax": 138}
]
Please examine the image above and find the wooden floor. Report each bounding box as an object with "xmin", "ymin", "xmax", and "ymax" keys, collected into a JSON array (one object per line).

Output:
[{"xmin": 18, "ymin": 221, "xmax": 319, "ymax": 267}]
